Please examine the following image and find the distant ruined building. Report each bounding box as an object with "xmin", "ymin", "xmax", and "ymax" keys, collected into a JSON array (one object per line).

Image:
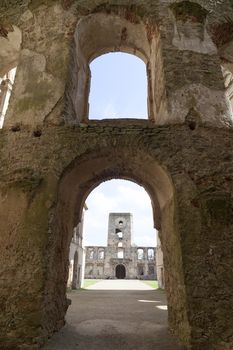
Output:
[{"xmin": 85, "ymin": 213, "xmax": 157, "ymax": 280}]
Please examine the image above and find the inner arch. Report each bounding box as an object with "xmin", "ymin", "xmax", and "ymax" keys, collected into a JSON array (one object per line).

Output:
[
  {"xmin": 57, "ymin": 148, "xmax": 173, "ymax": 233},
  {"xmin": 45, "ymin": 145, "xmax": 189, "ymax": 349}
]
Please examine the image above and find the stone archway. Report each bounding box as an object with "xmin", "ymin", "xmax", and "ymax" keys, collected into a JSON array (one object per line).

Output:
[
  {"xmin": 1, "ymin": 125, "xmax": 233, "ymax": 349},
  {"xmin": 46, "ymin": 144, "xmax": 190, "ymax": 348},
  {"xmin": 116, "ymin": 264, "xmax": 126, "ymax": 279}
]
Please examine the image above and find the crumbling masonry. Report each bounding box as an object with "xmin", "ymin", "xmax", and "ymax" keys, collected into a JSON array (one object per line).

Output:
[{"xmin": 0, "ymin": 1, "xmax": 233, "ymax": 349}]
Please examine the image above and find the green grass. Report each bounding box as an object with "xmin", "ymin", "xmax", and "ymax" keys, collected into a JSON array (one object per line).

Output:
[
  {"xmin": 142, "ymin": 280, "xmax": 158, "ymax": 289},
  {"xmin": 83, "ymin": 279, "xmax": 101, "ymax": 288}
]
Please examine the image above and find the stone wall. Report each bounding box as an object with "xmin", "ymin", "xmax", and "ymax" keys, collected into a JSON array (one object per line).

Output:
[
  {"xmin": 84, "ymin": 245, "xmax": 157, "ymax": 279},
  {"xmin": 0, "ymin": 1, "xmax": 233, "ymax": 128},
  {"xmin": 0, "ymin": 124, "xmax": 232, "ymax": 349}
]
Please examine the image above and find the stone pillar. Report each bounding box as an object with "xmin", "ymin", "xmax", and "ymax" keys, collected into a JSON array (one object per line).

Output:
[
  {"xmin": 156, "ymin": 235, "xmax": 165, "ymax": 289},
  {"xmin": 0, "ymin": 179, "xmax": 70, "ymax": 348},
  {"xmin": 168, "ymin": 171, "xmax": 233, "ymax": 349}
]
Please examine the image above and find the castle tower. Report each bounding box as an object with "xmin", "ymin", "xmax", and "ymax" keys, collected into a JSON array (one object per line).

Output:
[{"xmin": 107, "ymin": 213, "xmax": 133, "ymax": 250}]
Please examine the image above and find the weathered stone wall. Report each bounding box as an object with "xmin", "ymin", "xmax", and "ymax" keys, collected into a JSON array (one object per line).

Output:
[
  {"xmin": 0, "ymin": 124, "xmax": 232, "ymax": 349},
  {"xmin": 0, "ymin": 0, "xmax": 233, "ymax": 127},
  {"xmin": 84, "ymin": 245, "xmax": 157, "ymax": 279},
  {"xmin": 0, "ymin": 1, "xmax": 233, "ymax": 349}
]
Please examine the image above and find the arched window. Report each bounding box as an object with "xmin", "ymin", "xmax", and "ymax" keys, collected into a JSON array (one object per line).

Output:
[
  {"xmin": 98, "ymin": 249, "xmax": 104, "ymax": 260},
  {"xmin": 137, "ymin": 248, "xmax": 144, "ymax": 260},
  {"xmin": 116, "ymin": 228, "xmax": 123, "ymax": 239},
  {"xmin": 71, "ymin": 12, "xmax": 164, "ymax": 123},
  {"xmin": 117, "ymin": 248, "xmax": 124, "ymax": 259},
  {"xmin": 89, "ymin": 53, "xmax": 147, "ymax": 120},
  {"xmin": 88, "ymin": 248, "xmax": 94, "ymax": 259},
  {"xmin": 148, "ymin": 248, "xmax": 155, "ymax": 260}
]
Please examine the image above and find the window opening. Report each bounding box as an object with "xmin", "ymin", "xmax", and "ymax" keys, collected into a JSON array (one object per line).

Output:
[
  {"xmin": 148, "ymin": 248, "xmax": 155, "ymax": 260},
  {"xmin": 137, "ymin": 248, "xmax": 144, "ymax": 260},
  {"xmin": 89, "ymin": 249, "xmax": 94, "ymax": 259},
  {"xmin": 117, "ymin": 231, "xmax": 123, "ymax": 239},
  {"xmin": 98, "ymin": 249, "xmax": 104, "ymax": 260},
  {"xmin": 117, "ymin": 248, "xmax": 124, "ymax": 259},
  {"xmin": 89, "ymin": 52, "xmax": 148, "ymax": 120},
  {"xmin": 118, "ymin": 220, "xmax": 123, "ymax": 227}
]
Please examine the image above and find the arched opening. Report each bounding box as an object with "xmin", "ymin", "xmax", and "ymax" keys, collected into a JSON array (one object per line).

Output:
[
  {"xmin": 116, "ymin": 264, "xmax": 126, "ymax": 279},
  {"xmin": 67, "ymin": 12, "xmax": 166, "ymax": 124},
  {"xmin": 137, "ymin": 248, "xmax": 144, "ymax": 260},
  {"xmin": 83, "ymin": 179, "xmax": 156, "ymax": 280},
  {"xmin": 98, "ymin": 249, "xmax": 104, "ymax": 260},
  {"xmin": 148, "ymin": 248, "xmax": 155, "ymax": 260},
  {"xmin": 117, "ymin": 248, "xmax": 124, "ymax": 259},
  {"xmin": 88, "ymin": 52, "xmax": 147, "ymax": 120},
  {"xmin": 43, "ymin": 145, "xmax": 189, "ymax": 347}
]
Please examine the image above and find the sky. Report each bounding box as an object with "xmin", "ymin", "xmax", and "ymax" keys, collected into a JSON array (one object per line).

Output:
[
  {"xmin": 88, "ymin": 52, "xmax": 147, "ymax": 119},
  {"xmin": 83, "ymin": 53, "xmax": 156, "ymax": 247}
]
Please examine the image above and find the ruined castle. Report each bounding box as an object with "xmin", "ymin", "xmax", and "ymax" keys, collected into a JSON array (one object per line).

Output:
[
  {"xmin": 0, "ymin": 0, "xmax": 233, "ymax": 349},
  {"xmin": 85, "ymin": 213, "xmax": 157, "ymax": 280}
]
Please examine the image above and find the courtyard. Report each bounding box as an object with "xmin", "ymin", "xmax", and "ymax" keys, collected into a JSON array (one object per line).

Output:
[{"xmin": 43, "ymin": 280, "xmax": 184, "ymax": 350}]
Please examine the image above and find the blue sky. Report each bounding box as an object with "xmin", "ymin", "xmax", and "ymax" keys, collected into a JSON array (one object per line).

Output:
[
  {"xmin": 89, "ymin": 52, "xmax": 148, "ymax": 119},
  {"xmin": 84, "ymin": 53, "xmax": 156, "ymax": 247}
]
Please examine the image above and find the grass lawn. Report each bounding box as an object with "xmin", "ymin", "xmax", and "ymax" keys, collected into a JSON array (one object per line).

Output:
[
  {"xmin": 83, "ymin": 279, "xmax": 101, "ymax": 288},
  {"xmin": 142, "ymin": 280, "xmax": 158, "ymax": 289}
]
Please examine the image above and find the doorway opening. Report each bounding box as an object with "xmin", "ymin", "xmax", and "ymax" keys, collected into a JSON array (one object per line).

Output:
[
  {"xmin": 48, "ymin": 145, "xmax": 189, "ymax": 348},
  {"xmin": 82, "ymin": 179, "xmax": 157, "ymax": 282},
  {"xmin": 116, "ymin": 264, "xmax": 126, "ymax": 279}
]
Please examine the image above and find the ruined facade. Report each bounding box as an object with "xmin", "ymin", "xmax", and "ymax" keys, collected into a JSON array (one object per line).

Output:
[
  {"xmin": 85, "ymin": 213, "xmax": 157, "ymax": 279},
  {"xmin": 0, "ymin": 1, "xmax": 233, "ymax": 349}
]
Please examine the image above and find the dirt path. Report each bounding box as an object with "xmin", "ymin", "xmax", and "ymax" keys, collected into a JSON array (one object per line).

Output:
[{"xmin": 43, "ymin": 280, "xmax": 185, "ymax": 350}]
